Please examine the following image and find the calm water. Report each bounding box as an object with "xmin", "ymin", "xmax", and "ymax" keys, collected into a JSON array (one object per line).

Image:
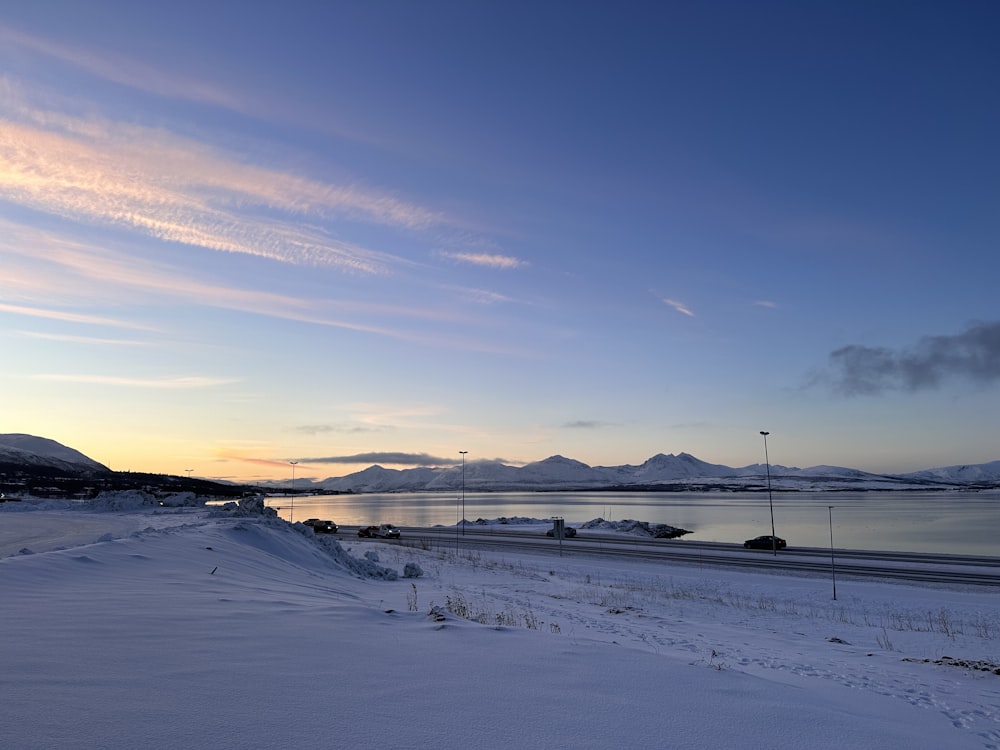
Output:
[{"xmin": 267, "ymin": 490, "xmax": 1000, "ymax": 557}]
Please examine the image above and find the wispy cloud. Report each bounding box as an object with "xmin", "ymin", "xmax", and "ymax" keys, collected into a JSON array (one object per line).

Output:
[
  {"xmin": 0, "ymin": 302, "xmax": 151, "ymax": 330},
  {"xmin": 213, "ymin": 451, "xmax": 298, "ymax": 470},
  {"xmin": 754, "ymin": 300, "xmax": 778, "ymax": 309},
  {"xmin": 663, "ymin": 298, "xmax": 695, "ymax": 317},
  {"xmin": 0, "ymin": 23, "xmax": 388, "ymax": 150},
  {"xmin": 0, "ymin": 24, "xmax": 245, "ymax": 112},
  {"xmin": 0, "ymin": 223, "xmax": 461, "ymax": 341},
  {"xmin": 816, "ymin": 321, "xmax": 1000, "ymax": 396},
  {"xmin": 455, "ymin": 288, "xmax": 516, "ymax": 305},
  {"xmin": 293, "ymin": 424, "xmax": 386, "ymax": 435},
  {"xmin": 346, "ymin": 402, "xmax": 448, "ymax": 430},
  {"xmin": 562, "ymin": 420, "xmax": 615, "ymax": 429},
  {"xmin": 441, "ymin": 251, "xmax": 527, "ymax": 270},
  {"xmin": 1, "ymin": 225, "xmax": 538, "ymax": 356},
  {"xmin": 319, "ymin": 403, "xmax": 509, "ymax": 443},
  {"xmin": 17, "ymin": 331, "xmax": 152, "ymax": 346},
  {"xmin": 0, "ymin": 95, "xmax": 440, "ymax": 273},
  {"xmin": 31, "ymin": 374, "xmax": 237, "ymax": 388}
]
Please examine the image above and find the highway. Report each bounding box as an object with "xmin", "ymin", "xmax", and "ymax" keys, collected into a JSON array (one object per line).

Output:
[{"xmin": 345, "ymin": 525, "xmax": 1000, "ymax": 588}]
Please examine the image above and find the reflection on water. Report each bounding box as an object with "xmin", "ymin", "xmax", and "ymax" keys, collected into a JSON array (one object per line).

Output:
[{"xmin": 268, "ymin": 490, "xmax": 1000, "ymax": 557}]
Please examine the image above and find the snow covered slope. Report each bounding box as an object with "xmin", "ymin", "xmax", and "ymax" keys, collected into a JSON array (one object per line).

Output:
[
  {"xmin": 0, "ymin": 500, "xmax": 996, "ymax": 749},
  {"xmin": 0, "ymin": 433, "xmax": 109, "ymax": 474}
]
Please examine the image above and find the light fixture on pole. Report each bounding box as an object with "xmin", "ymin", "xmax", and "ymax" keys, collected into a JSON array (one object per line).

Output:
[
  {"xmin": 289, "ymin": 461, "xmax": 298, "ymax": 523},
  {"xmin": 185, "ymin": 468, "xmax": 193, "ymax": 481},
  {"xmin": 828, "ymin": 506, "xmax": 837, "ymax": 601},
  {"xmin": 759, "ymin": 431, "xmax": 777, "ymax": 556},
  {"xmin": 459, "ymin": 451, "xmax": 468, "ymax": 536}
]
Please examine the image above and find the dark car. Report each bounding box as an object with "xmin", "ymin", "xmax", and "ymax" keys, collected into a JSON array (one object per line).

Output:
[
  {"xmin": 303, "ymin": 518, "xmax": 338, "ymax": 534},
  {"xmin": 744, "ymin": 535, "xmax": 786, "ymax": 550},
  {"xmin": 545, "ymin": 526, "xmax": 577, "ymax": 538},
  {"xmin": 358, "ymin": 525, "xmax": 379, "ymax": 538}
]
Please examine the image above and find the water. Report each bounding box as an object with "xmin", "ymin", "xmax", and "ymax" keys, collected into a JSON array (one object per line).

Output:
[{"xmin": 267, "ymin": 490, "xmax": 1000, "ymax": 557}]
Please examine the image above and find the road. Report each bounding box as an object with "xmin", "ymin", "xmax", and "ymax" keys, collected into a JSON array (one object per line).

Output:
[{"xmin": 345, "ymin": 525, "xmax": 1000, "ymax": 588}]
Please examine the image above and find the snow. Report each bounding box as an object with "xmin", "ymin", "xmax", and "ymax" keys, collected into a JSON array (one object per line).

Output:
[
  {"xmin": 314, "ymin": 452, "xmax": 1000, "ymax": 493},
  {"xmin": 0, "ymin": 433, "xmax": 110, "ymax": 473},
  {"xmin": 2, "ymin": 495, "xmax": 998, "ymax": 749}
]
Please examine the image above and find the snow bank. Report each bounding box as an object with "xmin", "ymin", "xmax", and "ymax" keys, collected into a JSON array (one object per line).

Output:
[
  {"xmin": 580, "ymin": 517, "xmax": 691, "ymax": 538},
  {"xmin": 455, "ymin": 516, "xmax": 551, "ymax": 526},
  {"xmin": 210, "ymin": 493, "xmax": 277, "ymax": 517},
  {"xmin": 451, "ymin": 515, "xmax": 691, "ymax": 537}
]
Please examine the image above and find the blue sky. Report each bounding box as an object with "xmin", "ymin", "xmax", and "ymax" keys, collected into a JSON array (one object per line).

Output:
[{"xmin": 2, "ymin": 1, "xmax": 998, "ymax": 482}]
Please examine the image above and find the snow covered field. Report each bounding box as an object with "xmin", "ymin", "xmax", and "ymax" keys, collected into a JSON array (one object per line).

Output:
[{"xmin": 2, "ymin": 494, "xmax": 999, "ymax": 749}]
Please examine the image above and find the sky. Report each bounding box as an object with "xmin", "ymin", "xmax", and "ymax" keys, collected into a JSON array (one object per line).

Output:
[
  {"xmin": 2, "ymin": 498, "xmax": 998, "ymax": 748},
  {"xmin": 1, "ymin": 1, "xmax": 998, "ymax": 483}
]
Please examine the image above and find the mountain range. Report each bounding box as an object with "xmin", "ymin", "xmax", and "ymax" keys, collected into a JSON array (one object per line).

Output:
[
  {"xmin": 3, "ymin": 434, "xmax": 998, "ymax": 494},
  {"xmin": 311, "ymin": 452, "xmax": 1000, "ymax": 494}
]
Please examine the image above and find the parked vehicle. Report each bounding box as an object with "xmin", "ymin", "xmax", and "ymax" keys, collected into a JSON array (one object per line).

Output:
[
  {"xmin": 375, "ymin": 523, "xmax": 401, "ymax": 539},
  {"xmin": 743, "ymin": 535, "xmax": 786, "ymax": 550},
  {"xmin": 303, "ymin": 518, "xmax": 337, "ymax": 534},
  {"xmin": 545, "ymin": 526, "xmax": 577, "ymax": 538}
]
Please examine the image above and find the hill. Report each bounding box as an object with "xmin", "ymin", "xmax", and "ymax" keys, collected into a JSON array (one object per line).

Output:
[
  {"xmin": 0, "ymin": 433, "xmax": 110, "ymax": 475},
  {"xmin": 0, "ymin": 434, "xmax": 251, "ymax": 499}
]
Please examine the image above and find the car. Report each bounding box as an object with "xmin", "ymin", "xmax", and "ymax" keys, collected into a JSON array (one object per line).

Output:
[
  {"xmin": 545, "ymin": 526, "xmax": 577, "ymax": 538},
  {"xmin": 374, "ymin": 523, "xmax": 401, "ymax": 539},
  {"xmin": 744, "ymin": 535, "xmax": 786, "ymax": 550},
  {"xmin": 303, "ymin": 518, "xmax": 337, "ymax": 534},
  {"xmin": 358, "ymin": 525, "xmax": 379, "ymax": 538}
]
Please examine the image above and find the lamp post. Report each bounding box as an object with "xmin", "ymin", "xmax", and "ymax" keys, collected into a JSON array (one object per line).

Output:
[
  {"xmin": 185, "ymin": 468, "xmax": 193, "ymax": 481},
  {"xmin": 459, "ymin": 451, "xmax": 468, "ymax": 536},
  {"xmin": 289, "ymin": 461, "xmax": 298, "ymax": 523},
  {"xmin": 759, "ymin": 431, "xmax": 777, "ymax": 556},
  {"xmin": 828, "ymin": 506, "xmax": 837, "ymax": 600}
]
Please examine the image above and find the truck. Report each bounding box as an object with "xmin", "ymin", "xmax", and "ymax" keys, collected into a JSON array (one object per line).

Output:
[{"xmin": 374, "ymin": 523, "xmax": 401, "ymax": 539}]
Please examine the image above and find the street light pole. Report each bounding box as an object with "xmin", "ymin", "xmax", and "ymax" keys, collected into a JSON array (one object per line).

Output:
[
  {"xmin": 459, "ymin": 451, "xmax": 468, "ymax": 536},
  {"xmin": 289, "ymin": 461, "xmax": 298, "ymax": 523},
  {"xmin": 760, "ymin": 431, "xmax": 777, "ymax": 556},
  {"xmin": 828, "ymin": 505, "xmax": 837, "ymax": 601}
]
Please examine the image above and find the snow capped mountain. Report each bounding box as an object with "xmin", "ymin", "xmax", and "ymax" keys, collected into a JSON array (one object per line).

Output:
[
  {"xmin": 425, "ymin": 460, "xmax": 524, "ymax": 491},
  {"xmin": 0, "ymin": 434, "xmax": 110, "ymax": 475},
  {"xmin": 320, "ymin": 465, "xmax": 441, "ymax": 493},
  {"xmin": 630, "ymin": 452, "xmax": 736, "ymax": 481},
  {"xmin": 316, "ymin": 452, "xmax": 1000, "ymax": 493},
  {"xmin": 516, "ymin": 455, "xmax": 612, "ymax": 486},
  {"xmin": 899, "ymin": 460, "xmax": 1000, "ymax": 484}
]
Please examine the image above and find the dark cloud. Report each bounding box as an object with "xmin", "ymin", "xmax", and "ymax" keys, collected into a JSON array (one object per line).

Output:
[
  {"xmin": 823, "ymin": 321, "xmax": 1000, "ymax": 396},
  {"xmin": 293, "ymin": 452, "xmax": 455, "ymax": 466}
]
